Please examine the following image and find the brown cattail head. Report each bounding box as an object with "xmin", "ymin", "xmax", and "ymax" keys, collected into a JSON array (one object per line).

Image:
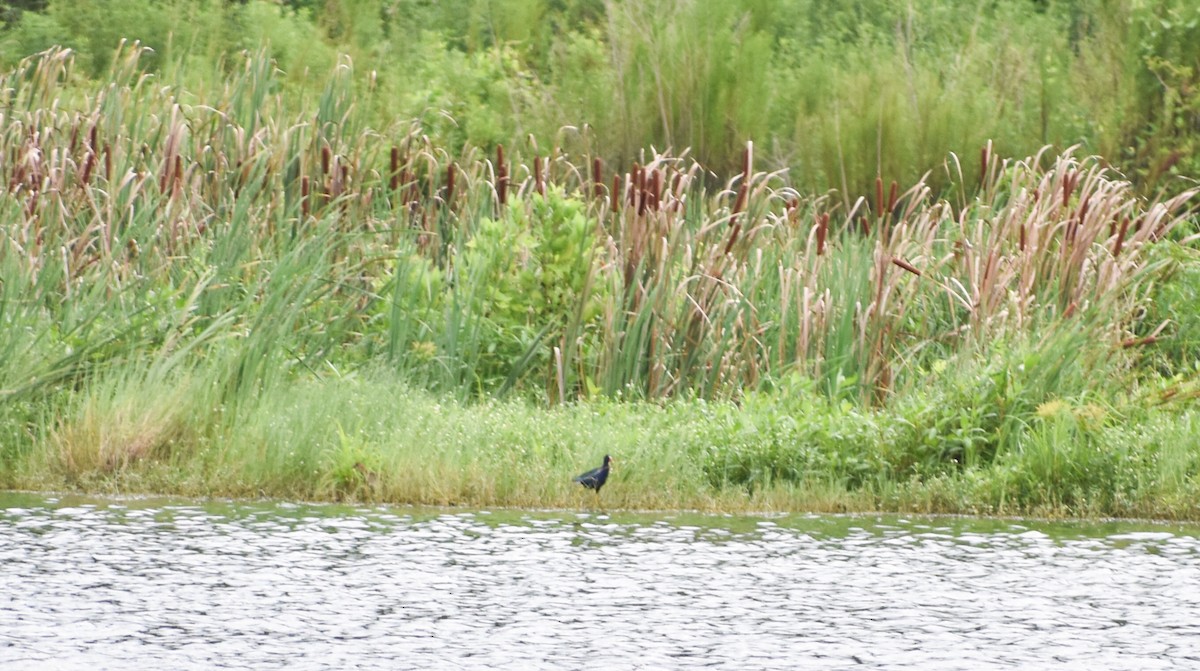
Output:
[
  {"xmin": 390, "ymin": 146, "xmax": 400, "ymax": 191},
  {"xmin": 301, "ymin": 175, "xmax": 311, "ymax": 218},
  {"xmin": 649, "ymin": 169, "xmax": 662, "ymax": 212},
  {"xmin": 891, "ymin": 256, "xmax": 922, "ymax": 276},
  {"xmin": 1072, "ymin": 198, "xmax": 1090, "ymax": 245},
  {"xmin": 637, "ymin": 166, "xmax": 648, "ymax": 216},
  {"xmin": 321, "ymin": 144, "xmax": 331, "ymax": 176},
  {"xmin": 445, "ymin": 162, "xmax": 457, "ymax": 206},
  {"xmin": 1122, "ymin": 335, "xmax": 1158, "ymax": 348},
  {"xmin": 1113, "ymin": 217, "xmax": 1130, "ymax": 258},
  {"xmin": 611, "ymin": 173, "xmax": 621, "ymax": 210},
  {"xmin": 496, "ymin": 144, "xmax": 508, "ymax": 206},
  {"xmin": 80, "ymin": 150, "xmax": 95, "ymax": 187},
  {"xmin": 592, "ymin": 157, "xmax": 604, "ymax": 200},
  {"xmin": 173, "ymin": 154, "xmax": 183, "ymax": 198},
  {"xmin": 534, "ymin": 155, "xmax": 544, "ymax": 196},
  {"xmin": 980, "ymin": 143, "xmax": 990, "ymax": 188},
  {"xmin": 1019, "ymin": 224, "xmax": 1026, "ymax": 252},
  {"xmin": 887, "ymin": 180, "xmax": 898, "ymax": 213},
  {"xmin": 816, "ymin": 212, "xmax": 829, "ymax": 256}
]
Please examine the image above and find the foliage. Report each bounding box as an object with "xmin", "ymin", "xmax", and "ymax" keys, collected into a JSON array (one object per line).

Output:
[{"xmin": 0, "ymin": 0, "xmax": 1198, "ymax": 198}]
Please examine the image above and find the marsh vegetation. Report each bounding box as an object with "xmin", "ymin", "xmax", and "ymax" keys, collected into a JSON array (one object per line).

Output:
[{"xmin": 1, "ymin": 1, "xmax": 1198, "ymax": 517}]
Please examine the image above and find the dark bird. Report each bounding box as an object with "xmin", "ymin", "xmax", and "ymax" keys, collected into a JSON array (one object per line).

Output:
[{"xmin": 573, "ymin": 454, "xmax": 613, "ymax": 493}]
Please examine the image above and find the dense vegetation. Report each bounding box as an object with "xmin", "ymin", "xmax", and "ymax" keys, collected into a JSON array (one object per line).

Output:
[
  {"xmin": 2, "ymin": 0, "xmax": 1199, "ymax": 196},
  {"xmin": 1, "ymin": 2, "xmax": 1198, "ymax": 517}
]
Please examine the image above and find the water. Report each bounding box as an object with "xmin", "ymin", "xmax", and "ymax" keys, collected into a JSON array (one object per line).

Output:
[{"xmin": 2, "ymin": 493, "xmax": 1199, "ymax": 670}]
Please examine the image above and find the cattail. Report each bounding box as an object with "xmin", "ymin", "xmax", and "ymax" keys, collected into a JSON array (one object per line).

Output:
[
  {"xmin": 637, "ymin": 169, "xmax": 647, "ymax": 216},
  {"xmin": 816, "ymin": 212, "xmax": 829, "ymax": 256},
  {"xmin": 891, "ymin": 257, "xmax": 921, "ymax": 276},
  {"xmin": 887, "ymin": 180, "xmax": 898, "ymax": 213},
  {"xmin": 1122, "ymin": 335, "xmax": 1157, "ymax": 348},
  {"xmin": 173, "ymin": 154, "xmax": 183, "ymax": 198},
  {"xmin": 1073, "ymin": 198, "xmax": 1089, "ymax": 245},
  {"xmin": 1019, "ymin": 224, "xmax": 1026, "ymax": 252},
  {"xmin": 103, "ymin": 144, "xmax": 112, "ymax": 181},
  {"xmin": 611, "ymin": 173, "xmax": 620, "ymax": 210},
  {"xmin": 652, "ymin": 169, "xmax": 662, "ymax": 211},
  {"xmin": 321, "ymin": 144, "xmax": 331, "ymax": 176},
  {"xmin": 445, "ymin": 162, "xmax": 456, "ymax": 206},
  {"xmin": 496, "ymin": 145, "xmax": 508, "ymax": 206},
  {"xmin": 1112, "ymin": 217, "xmax": 1130, "ymax": 258},
  {"xmin": 80, "ymin": 150, "xmax": 95, "ymax": 187},
  {"xmin": 389, "ymin": 146, "xmax": 400, "ymax": 191},
  {"xmin": 1062, "ymin": 170, "xmax": 1073, "ymax": 207},
  {"xmin": 592, "ymin": 157, "xmax": 604, "ymax": 200},
  {"xmin": 980, "ymin": 143, "xmax": 990, "ymax": 188}
]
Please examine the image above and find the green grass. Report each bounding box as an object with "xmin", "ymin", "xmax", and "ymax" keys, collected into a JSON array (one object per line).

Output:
[{"xmin": 6, "ymin": 367, "xmax": 1200, "ymax": 519}]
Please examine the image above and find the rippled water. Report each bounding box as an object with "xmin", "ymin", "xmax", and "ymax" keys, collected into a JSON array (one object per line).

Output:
[{"xmin": 3, "ymin": 493, "xmax": 1200, "ymax": 669}]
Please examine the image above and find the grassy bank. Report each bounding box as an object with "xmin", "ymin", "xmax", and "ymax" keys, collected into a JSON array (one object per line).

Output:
[
  {"xmin": 1, "ymin": 47, "xmax": 1199, "ymax": 518},
  {"xmin": 6, "ymin": 372, "xmax": 1200, "ymax": 519}
]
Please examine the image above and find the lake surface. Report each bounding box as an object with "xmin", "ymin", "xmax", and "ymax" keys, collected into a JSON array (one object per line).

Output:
[{"xmin": 2, "ymin": 493, "xmax": 1199, "ymax": 669}]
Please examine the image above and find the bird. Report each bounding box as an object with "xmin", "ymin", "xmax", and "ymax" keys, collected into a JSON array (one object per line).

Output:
[{"xmin": 573, "ymin": 454, "xmax": 613, "ymax": 493}]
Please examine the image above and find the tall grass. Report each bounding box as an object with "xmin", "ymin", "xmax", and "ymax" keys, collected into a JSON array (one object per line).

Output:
[{"xmin": 3, "ymin": 1, "xmax": 1198, "ymax": 196}]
